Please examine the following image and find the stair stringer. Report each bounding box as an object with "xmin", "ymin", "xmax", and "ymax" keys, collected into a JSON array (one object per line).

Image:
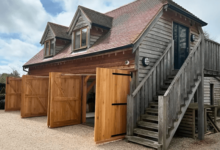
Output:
[{"xmin": 165, "ymin": 76, "xmax": 201, "ymax": 150}]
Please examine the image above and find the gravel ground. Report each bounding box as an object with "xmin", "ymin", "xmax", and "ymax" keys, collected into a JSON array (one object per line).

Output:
[{"xmin": 0, "ymin": 110, "xmax": 220, "ymax": 150}]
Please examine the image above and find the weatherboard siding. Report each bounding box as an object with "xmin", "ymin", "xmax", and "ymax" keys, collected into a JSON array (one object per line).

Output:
[
  {"xmin": 45, "ymin": 27, "xmax": 54, "ymax": 41},
  {"xmin": 73, "ymin": 16, "xmax": 88, "ymax": 31},
  {"xmin": 28, "ymin": 49, "xmax": 134, "ymax": 76},
  {"xmin": 204, "ymin": 77, "xmax": 220, "ymax": 105},
  {"xmin": 137, "ymin": 9, "xmax": 201, "ymax": 82},
  {"xmin": 55, "ymin": 39, "xmax": 71, "ymax": 55},
  {"xmin": 138, "ymin": 17, "xmax": 172, "ymax": 82},
  {"xmin": 90, "ymin": 26, "xmax": 107, "ymax": 47}
]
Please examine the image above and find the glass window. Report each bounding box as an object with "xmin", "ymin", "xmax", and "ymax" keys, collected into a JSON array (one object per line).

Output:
[
  {"xmin": 74, "ymin": 31, "xmax": 81, "ymax": 49},
  {"xmin": 73, "ymin": 27, "xmax": 88, "ymax": 50},
  {"xmin": 50, "ymin": 40, "xmax": 54, "ymax": 55},
  {"xmin": 81, "ymin": 28, "xmax": 87, "ymax": 47},
  {"xmin": 45, "ymin": 42, "xmax": 49, "ymax": 56},
  {"xmin": 44, "ymin": 39, "xmax": 54, "ymax": 57}
]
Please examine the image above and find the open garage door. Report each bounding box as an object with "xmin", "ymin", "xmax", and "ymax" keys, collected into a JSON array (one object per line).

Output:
[
  {"xmin": 5, "ymin": 77, "xmax": 22, "ymax": 111},
  {"xmin": 48, "ymin": 72, "xmax": 82, "ymax": 128},
  {"xmin": 21, "ymin": 75, "xmax": 49, "ymax": 118},
  {"xmin": 95, "ymin": 68, "xmax": 131, "ymax": 144}
]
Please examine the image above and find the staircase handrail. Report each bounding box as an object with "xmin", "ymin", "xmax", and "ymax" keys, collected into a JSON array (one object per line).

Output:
[
  {"xmin": 164, "ymin": 37, "xmax": 202, "ymax": 97},
  {"xmin": 132, "ymin": 40, "xmax": 173, "ymax": 97}
]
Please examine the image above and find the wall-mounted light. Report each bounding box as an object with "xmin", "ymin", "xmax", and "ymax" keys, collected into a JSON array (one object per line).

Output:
[
  {"xmin": 142, "ymin": 57, "xmax": 150, "ymax": 67},
  {"xmin": 125, "ymin": 60, "xmax": 130, "ymax": 66},
  {"xmin": 191, "ymin": 34, "xmax": 195, "ymax": 42}
]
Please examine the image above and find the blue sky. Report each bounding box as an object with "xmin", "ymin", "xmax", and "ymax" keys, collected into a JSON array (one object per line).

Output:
[{"xmin": 0, "ymin": 0, "xmax": 220, "ymax": 75}]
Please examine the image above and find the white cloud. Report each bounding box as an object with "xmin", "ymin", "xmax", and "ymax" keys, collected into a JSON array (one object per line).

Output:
[
  {"xmin": 0, "ymin": 0, "xmax": 52, "ymax": 44},
  {"xmin": 0, "ymin": 60, "xmax": 27, "ymax": 76},
  {"xmin": 0, "ymin": 39, "xmax": 40, "ymax": 75},
  {"xmin": 173, "ymin": 0, "xmax": 220, "ymax": 43}
]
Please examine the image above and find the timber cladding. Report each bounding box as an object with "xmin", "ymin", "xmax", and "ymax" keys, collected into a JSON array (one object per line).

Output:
[
  {"xmin": 5, "ymin": 77, "xmax": 22, "ymax": 111},
  {"xmin": 28, "ymin": 49, "xmax": 134, "ymax": 76},
  {"xmin": 21, "ymin": 75, "xmax": 49, "ymax": 118},
  {"xmin": 95, "ymin": 68, "xmax": 130, "ymax": 144},
  {"xmin": 47, "ymin": 72, "xmax": 82, "ymax": 128}
]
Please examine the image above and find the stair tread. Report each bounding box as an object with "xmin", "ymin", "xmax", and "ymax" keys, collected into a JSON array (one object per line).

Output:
[
  {"xmin": 126, "ymin": 136, "xmax": 161, "ymax": 149},
  {"xmin": 142, "ymin": 114, "xmax": 158, "ymax": 121},
  {"xmin": 146, "ymin": 108, "xmax": 158, "ymax": 114},
  {"xmin": 137, "ymin": 121, "xmax": 158, "ymax": 129},
  {"xmin": 134, "ymin": 128, "xmax": 158, "ymax": 139}
]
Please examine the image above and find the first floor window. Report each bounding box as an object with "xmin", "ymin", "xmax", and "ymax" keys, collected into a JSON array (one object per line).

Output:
[
  {"xmin": 44, "ymin": 39, "xmax": 54, "ymax": 57},
  {"xmin": 73, "ymin": 27, "xmax": 88, "ymax": 50}
]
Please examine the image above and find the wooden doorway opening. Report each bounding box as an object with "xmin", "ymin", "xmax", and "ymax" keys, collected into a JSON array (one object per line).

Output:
[{"xmin": 82, "ymin": 75, "xmax": 96, "ymax": 127}]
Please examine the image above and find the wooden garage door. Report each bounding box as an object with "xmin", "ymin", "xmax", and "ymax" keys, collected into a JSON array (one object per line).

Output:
[
  {"xmin": 48, "ymin": 72, "xmax": 82, "ymax": 128},
  {"xmin": 21, "ymin": 75, "xmax": 49, "ymax": 118},
  {"xmin": 5, "ymin": 77, "xmax": 22, "ymax": 111},
  {"xmin": 95, "ymin": 68, "xmax": 130, "ymax": 144}
]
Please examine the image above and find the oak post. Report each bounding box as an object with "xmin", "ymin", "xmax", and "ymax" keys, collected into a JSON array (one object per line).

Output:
[{"xmin": 158, "ymin": 96, "xmax": 167, "ymax": 150}]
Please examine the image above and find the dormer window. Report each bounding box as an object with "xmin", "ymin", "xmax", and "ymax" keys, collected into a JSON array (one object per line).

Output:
[
  {"xmin": 73, "ymin": 27, "xmax": 88, "ymax": 51},
  {"xmin": 44, "ymin": 39, "xmax": 54, "ymax": 57}
]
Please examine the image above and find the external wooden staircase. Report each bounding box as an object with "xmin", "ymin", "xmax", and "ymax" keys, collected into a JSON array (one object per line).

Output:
[{"xmin": 126, "ymin": 36, "xmax": 204, "ymax": 150}]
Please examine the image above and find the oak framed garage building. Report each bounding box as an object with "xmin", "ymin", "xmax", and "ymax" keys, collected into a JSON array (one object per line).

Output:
[{"xmin": 22, "ymin": 0, "xmax": 220, "ymax": 149}]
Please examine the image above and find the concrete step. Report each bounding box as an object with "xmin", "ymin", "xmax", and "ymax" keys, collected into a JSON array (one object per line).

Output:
[
  {"xmin": 134, "ymin": 128, "xmax": 158, "ymax": 139},
  {"xmin": 126, "ymin": 136, "xmax": 161, "ymax": 149}
]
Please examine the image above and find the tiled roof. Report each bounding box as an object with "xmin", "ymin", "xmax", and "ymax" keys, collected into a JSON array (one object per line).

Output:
[
  {"xmin": 48, "ymin": 22, "xmax": 71, "ymax": 40},
  {"xmin": 24, "ymin": 0, "xmax": 163, "ymax": 66},
  {"xmin": 79, "ymin": 6, "xmax": 113, "ymax": 29},
  {"xmin": 24, "ymin": 0, "xmax": 206, "ymax": 67}
]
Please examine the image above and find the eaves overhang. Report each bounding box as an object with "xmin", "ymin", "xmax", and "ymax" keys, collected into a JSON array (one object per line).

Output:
[
  {"xmin": 23, "ymin": 44, "xmax": 133, "ymax": 68},
  {"xmin": 168, "ymin": 4, "xmax": 208, "ymax": 26}
]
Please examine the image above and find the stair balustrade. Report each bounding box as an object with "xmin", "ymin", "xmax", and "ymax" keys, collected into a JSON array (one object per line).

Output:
[
  {"xmin": 127, "ymin": 40, "xmax": 174, "ymax": 136},
  {"xmin": 158, "ymin": 36, "xmax": 204, "ymax": 150}
]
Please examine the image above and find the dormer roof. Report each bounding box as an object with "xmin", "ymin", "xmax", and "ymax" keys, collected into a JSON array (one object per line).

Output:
[
  {"xmin": 68, "ymin": 6, "xmax": 113, "ymax": 34},
  {"xmin": 40, "ymin": 22, "xmax": 71, "ymax": 44},
  {"xmin": 79, "ymin": 6, "xmax": 113, "ymax": 29}
]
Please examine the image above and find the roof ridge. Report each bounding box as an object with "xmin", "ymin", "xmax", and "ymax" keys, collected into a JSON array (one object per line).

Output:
[
  {"xmin": 48, "ymin": 22, "xmax": 69, "ymax": 28},
  {"xmin": 79, "ymin": 5, "xmax": 113, "ymax": 18},
  {"xmin": 105, "ymin": 0, "xmax": 138, "ymax": 15}
]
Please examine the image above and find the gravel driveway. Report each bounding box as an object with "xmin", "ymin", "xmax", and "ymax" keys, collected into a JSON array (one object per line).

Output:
[{"xmin": 0, "ymin": 110, "xmax": 220, "ymax": 150}]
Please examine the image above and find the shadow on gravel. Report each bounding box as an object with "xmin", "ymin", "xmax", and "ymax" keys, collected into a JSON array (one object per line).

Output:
[
  {"xmin": 193, "ymin": 137, "xmax": 217, "ymax": 146},
  {"xmin": 22, "ymin": 116, "xmax": 47, "ymax": 124}
]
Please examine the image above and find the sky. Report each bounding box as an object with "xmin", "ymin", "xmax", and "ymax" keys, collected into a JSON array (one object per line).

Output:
[{"xmin": 0, "ymin": 0, "xmax": 219, "ymax": 76}]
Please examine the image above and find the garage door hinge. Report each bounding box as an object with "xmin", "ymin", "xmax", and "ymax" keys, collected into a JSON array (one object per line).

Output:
[{"xmin": 112, "ymin": 72, "xmax": 132, "ymax": 78}]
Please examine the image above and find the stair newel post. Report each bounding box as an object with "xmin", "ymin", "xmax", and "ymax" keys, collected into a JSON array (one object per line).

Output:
[
  {"xmin": 127, "ymin": 72, "xmax": 137, "ymax": 136},
  {"xmin": 198, "ymin": 31, "xmax": 205, "ymax": 140},
  {"xmin": 158, "ymin": 95, "xmax": 168, "ymax": 150},
  {"xmin": 127, "ymin": 95, "xmax": 134, "ymax": 136}
]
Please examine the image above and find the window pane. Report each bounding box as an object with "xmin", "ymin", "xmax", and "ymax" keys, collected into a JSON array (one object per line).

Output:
[
  {"xmin": 50, "ymin": 40, "xmax": 54, "ymax": 55},
  {"xmin": 81, "ymin": 28, "xmax": 87, "ymax": 47},
  {"xmin": 45, "ymin": 42, "xmax": 49, "ymax": 56},
  {"xmin": 74, "ymin": 31, "xmax": 80, "ymax": 49}
]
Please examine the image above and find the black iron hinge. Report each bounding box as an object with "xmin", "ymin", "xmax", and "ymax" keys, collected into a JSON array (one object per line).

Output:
[{"xmin": 112, "ymin": 72, "xmax": 132, "ymax": 78}]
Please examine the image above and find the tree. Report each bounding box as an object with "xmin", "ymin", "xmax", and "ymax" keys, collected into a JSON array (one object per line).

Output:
[
  {"xmin": 11, "ymin": 69, "xmax": 20, "ymax": 77},
  {"xmin": 203, "ymin": 30, "xmax": 215, "ymax": 41}
]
